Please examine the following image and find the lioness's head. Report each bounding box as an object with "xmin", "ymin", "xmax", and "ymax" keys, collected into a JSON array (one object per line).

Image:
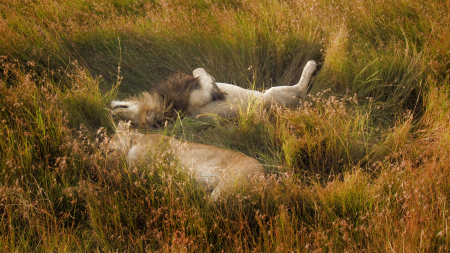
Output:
[{"xmin": 111, "ymin": 92, "xmax": 166, "ymax": 129}]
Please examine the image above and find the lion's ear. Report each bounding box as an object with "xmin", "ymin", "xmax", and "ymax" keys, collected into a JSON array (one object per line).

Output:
[{"xmin": 116, "ymin": 121, "xmax": 131, "ymax": 132}]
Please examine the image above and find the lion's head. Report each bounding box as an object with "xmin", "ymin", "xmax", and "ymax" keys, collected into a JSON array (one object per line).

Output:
[
  {"xmin": 111, "ymin": 73, "xmax": 206, "ymax": 129},
  {"xmin": 111, "ymin": 91, "xmax": 167, "ymax": 129}
]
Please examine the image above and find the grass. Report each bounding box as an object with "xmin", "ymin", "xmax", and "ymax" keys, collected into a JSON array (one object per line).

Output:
[{"xmin": 1, "ymin": 0, "xmax": 450, "ymax": 251}]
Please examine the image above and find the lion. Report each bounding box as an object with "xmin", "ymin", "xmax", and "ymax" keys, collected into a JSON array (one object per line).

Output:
[
  {"xmin": 111, "ymin": 60, "xmax": 317, "ymax": 129},
  {"xmin": 105, "ymin": 122, "xmax": 265, "ymax": 201}
]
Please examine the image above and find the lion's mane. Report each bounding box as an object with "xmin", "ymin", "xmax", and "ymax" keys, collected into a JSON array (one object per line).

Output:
[{"xmin": 136, "ymin": 73, "xmax": 226, "ymax": 128}]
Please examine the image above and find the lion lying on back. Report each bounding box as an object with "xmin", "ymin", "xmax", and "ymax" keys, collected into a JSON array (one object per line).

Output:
[
  {"xmin": 111, "ymin": 60, "xmax": 317, "ymax": 129},
  {"xmin": 105, "ymin": 122, "xmax": 265, "ymax": 201}
]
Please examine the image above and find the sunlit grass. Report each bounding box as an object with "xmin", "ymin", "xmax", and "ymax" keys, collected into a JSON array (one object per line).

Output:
[{"xmin": 1, "ymin": 0, "xmax": 450, "ymax": 251}]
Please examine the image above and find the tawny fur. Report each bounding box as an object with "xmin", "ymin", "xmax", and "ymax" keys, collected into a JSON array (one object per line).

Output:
[
  {"xmin": 105, "ymin": 122, "xmax": 265, "ymax": 201},
  {"xmin": 112, "ymin": 73, "xmax": 226, "ymax": 129},
  {"xmin": 111, "ymin": 61, "xmax": 317, "ymax": 129}
]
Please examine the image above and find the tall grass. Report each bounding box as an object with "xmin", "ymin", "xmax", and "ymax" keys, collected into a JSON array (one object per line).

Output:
[{"xmin": 1, "ymin": 0, "xmax": 450, "ymax": 251}]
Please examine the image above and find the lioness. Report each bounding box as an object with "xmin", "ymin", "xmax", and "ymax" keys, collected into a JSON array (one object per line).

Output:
[{"xmin": 106, "ymin": 122, "xmax": 265, "ymax": 201}]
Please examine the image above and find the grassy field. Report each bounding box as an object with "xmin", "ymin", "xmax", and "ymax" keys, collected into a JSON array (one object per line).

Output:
[{"xmin": 1, "ymin": 0, "xmax": 450, "ymax": 251}]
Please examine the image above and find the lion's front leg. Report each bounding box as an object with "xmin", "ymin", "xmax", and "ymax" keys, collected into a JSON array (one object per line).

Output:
[{"xmin": 189, "ymin": 68, "xmax": 226, "ymax": 109}]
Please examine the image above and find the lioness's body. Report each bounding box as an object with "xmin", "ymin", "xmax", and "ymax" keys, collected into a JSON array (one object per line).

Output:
[
  {"xmin": 111, "ymin": 61, "xmax": 317, "ymax": 129},
  {"xmin": 109, "ymin": 124, "xmax": 265, "ymax": 201}
]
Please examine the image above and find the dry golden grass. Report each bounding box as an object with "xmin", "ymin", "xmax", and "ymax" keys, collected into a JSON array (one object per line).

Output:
[{"xmin": 1, "ymin": 0, "xmax": 450, "ymax": 251}]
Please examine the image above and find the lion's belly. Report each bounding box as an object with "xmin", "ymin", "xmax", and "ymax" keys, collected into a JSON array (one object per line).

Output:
[
  {"xmin": 186, "ymin": 82, "xmax": 264, "ymax": 118},
  {"xmin": 216, "ymin": 83, "xmax": 263, "ymax": 97}
]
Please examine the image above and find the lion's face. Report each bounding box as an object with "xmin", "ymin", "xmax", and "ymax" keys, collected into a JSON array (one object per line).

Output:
[
  {"xmin": 111, "ymin": 94, "xmax": 165, "ymax": 129},
  {"xmin": 111, "ymin": 100, "xmax": 141, "ymax": 128}
]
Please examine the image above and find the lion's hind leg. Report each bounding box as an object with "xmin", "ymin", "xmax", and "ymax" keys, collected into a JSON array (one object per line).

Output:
[
  {"xmin": 294, "ymin": 60, "xmax": 317, "ymax": 99},
  {"xmin": 262, "ymin": 60, "xmax": 317, "ymax": 107}
]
